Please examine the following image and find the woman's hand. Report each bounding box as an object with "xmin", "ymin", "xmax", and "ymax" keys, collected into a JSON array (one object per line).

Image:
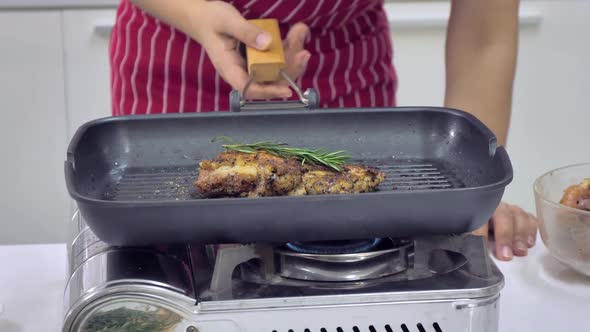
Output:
[
  {"xmin": 192, "ymin": 2, "xmax": 310, "ymax": 100},
  {"xmin": 131, "ymin": 0, "xmax": 311, "ymax": 99},
  {"xmin": 474, "ymin": 202, "xmax": 538, "ymax": 260}
]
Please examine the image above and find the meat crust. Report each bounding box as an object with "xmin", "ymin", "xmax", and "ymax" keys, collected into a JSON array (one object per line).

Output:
[{"xmin": 195, "ymin": 151, "xmax": 385, "ymax": 198}]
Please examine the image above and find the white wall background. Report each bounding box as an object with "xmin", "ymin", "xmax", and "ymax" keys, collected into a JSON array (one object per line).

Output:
[
  {"xmin": 0, "ymin": 0, "xmax": 588, "ymax": 244},
  {"xmin": 0, "ymin": 12, "xmax": 71, "ymax": 245}
]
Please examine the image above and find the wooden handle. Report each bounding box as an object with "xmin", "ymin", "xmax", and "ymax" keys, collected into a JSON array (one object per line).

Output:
[{"xmin": 246, "ymin": 19, "xmax": 285, "ymax": 83}]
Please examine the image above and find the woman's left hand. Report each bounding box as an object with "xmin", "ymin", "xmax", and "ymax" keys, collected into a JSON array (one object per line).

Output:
[{"xmin": 474, "ymin": 202, "xmax": 538, "ymax": 260}]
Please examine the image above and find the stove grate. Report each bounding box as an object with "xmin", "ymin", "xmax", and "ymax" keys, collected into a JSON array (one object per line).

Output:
[
  {"xmin": 102, "ymin": 160, "xmax": 462, "ymax": 201},
  {"xmin": 271, "ymin": 322, "xmax": 443, "ymax": 332}
]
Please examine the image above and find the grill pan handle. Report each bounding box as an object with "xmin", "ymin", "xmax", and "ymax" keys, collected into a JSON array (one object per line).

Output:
[
  {"xmin": 230, "ymin": 19, "xmax": 319, "ymax": 112},
  {"xmin": 246, "ymin": 18, "xmax": 286, "ymax": 83}
]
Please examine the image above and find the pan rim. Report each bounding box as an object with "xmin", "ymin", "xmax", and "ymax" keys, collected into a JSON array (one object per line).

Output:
[{"xmin": 65, "ymin": 106, "xmax": 511, "ymax": 207}]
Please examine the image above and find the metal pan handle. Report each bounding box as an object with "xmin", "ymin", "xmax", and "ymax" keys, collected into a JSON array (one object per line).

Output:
[
  {"xmin": 229, "ymin": 89, "xmax": 319, "ymax": 112},
  {"xmin": 230, "ymin": 19, "xmax": 319, "ymax": 112}
]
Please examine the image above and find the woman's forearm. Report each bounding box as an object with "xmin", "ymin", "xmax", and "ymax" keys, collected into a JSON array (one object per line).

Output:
[{"xmin": 444, "ymin": 0, "xmax": 519, "ymax": 147}]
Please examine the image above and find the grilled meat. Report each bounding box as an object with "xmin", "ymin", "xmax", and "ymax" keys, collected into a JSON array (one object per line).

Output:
[
  {"xmin": 195, "ymin": 151, "xmax": 303, "ymax": 197},
  {"xmin": 302, "ymin": 165, "xmax": 385, "ymax": 195},
  {"xmin": 195, "ymin": 151, "xmax": 385, "ymax": 198}
]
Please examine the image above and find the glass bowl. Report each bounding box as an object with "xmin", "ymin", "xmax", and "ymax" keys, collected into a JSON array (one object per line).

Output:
[{"xmin": 533, "ymin": 163, "xmax": 590, "ymax": 276}]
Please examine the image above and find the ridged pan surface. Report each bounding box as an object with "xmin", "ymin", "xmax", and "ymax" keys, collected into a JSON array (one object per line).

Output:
[{"xmin": 65, "ymin": 107, "xmax": 513, "ymax": 245}]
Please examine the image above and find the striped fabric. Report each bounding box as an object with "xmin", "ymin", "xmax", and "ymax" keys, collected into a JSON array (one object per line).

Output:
[{"xmin": 109, "ymin": 0, "xmax": 397, "ymax": 115}]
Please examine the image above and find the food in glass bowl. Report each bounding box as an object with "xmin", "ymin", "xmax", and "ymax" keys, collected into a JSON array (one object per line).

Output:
[
  {"xmin": 560, "ymin": 178, "xmax": 590, "ymax": 211},
  {"xmin": 534, "ymin": 163, "xmax": 590, "ymax": 276}
]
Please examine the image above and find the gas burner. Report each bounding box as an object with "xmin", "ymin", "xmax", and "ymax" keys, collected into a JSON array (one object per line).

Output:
[
  {"xmin": 285, "ymin": 239, "xmax": 383, "ymax": 254},
  {"xmin": 277, "ymin": 238, "xmax": 413, "ymax": 282}
]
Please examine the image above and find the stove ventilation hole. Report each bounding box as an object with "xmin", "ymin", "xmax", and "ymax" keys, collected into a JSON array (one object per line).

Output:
[{"xmin": 273, "ymin": 323, "xmax": 443, "ymax": 332}]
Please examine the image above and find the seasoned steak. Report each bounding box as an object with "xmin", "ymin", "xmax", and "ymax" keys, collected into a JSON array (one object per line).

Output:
[
  {"xmin": 194, "ymin": 151, "xmax": 385, "ymax": 198},
  {"xmin": 302, "ymin": 164, "xmax": 386, "ymax": 195}
]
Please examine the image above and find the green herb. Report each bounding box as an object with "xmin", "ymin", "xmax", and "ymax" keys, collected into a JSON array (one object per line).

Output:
[
  {"xmin": 81, "ymin": 307, "xmax": 182, "ymax": 332},
  {"xmin": 213, "ymin": 137, "xmax": 351, "ymax": 172}
]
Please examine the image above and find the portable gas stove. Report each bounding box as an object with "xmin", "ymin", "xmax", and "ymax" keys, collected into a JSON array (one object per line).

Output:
[{"xmin": 62, "ymin": 211, "xmax": 503, "ymax": 332}]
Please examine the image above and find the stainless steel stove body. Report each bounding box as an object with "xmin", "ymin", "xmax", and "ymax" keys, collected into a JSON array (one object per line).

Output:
[{"xmin": 63, "ymin": 212, "xmax": 504, "ymax": 332}]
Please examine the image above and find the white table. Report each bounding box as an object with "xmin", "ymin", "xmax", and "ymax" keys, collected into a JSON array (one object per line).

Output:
[
  {"xmin": 495, "ymin": 240, "xmax": 590, "ymax": 331},
  {"xmin": 0, "ymin": 239, "xmax": 589, "ymax": 332}
]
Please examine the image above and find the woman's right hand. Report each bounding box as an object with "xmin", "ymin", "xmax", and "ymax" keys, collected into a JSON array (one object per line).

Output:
[
  {"xmin": 131, "ymin": 0, "xmax": 311, "ymax": 99},
  {"xmin": 189, "ymin": 1, "xmax": 311, "ymax": 100}
]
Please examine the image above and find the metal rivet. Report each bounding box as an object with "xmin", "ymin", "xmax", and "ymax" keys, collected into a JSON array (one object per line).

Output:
[{"xmin": 187, "ymin": 326, "xmax": 198, "ymax": 332}]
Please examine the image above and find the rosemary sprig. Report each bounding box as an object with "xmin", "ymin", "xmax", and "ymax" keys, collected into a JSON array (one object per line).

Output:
[{"xmin": 212, "ymin": 137, "xmax": 351, "ymax": 172}]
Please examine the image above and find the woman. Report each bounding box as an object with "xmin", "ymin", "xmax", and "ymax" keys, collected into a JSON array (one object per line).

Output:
[{"xmin": 110, "ymin": 0, "xmax": 537, "ymax": 260}]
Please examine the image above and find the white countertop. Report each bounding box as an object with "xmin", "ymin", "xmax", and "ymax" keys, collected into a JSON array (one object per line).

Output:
[
  {"xmin": 0, "ymin": 239, "xmax": 588, "ymax": 332},
  {"xmin": 0, "ymin": 244, "xmax": 67, "ymax": 332},
  {"xmin": 495, "ymin": 242, "xmax": 590, "ymax": 331}
]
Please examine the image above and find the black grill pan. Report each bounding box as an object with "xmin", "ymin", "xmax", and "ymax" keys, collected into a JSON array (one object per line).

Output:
[{"xmin": 64, "ymin": 107, "xmax": 513, "ymax": 246}]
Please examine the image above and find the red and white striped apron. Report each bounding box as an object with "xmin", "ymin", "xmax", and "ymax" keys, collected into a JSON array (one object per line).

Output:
[{"xmin": 109, "ymin": 0, "xmax": 397, "ymax": 115}]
